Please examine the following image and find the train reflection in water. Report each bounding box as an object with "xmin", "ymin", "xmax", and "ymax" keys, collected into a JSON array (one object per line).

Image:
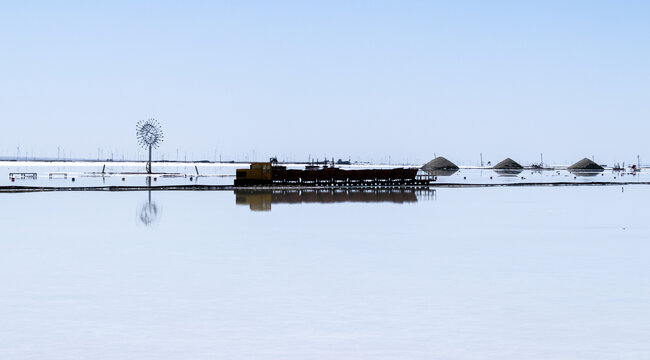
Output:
[{"xmin": 235, "ymin": 188, "xmax": 435, "ymax": 211}]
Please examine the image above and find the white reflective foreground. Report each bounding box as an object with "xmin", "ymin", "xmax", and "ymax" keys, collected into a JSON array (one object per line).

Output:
[{"xmin": 1, "ymin": 186, "xmax": 649, "ymax": 359}]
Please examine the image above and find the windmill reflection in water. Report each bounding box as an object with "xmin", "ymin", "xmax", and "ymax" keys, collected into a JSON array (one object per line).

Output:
[{"xmin": 139, "ymin": 176, "xmax": 161, "ymax": 226}]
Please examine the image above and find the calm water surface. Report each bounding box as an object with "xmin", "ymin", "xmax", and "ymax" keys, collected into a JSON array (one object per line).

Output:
[{"xmin": 1, "ymin": 186, "xmax": 649, "ymax": 359}]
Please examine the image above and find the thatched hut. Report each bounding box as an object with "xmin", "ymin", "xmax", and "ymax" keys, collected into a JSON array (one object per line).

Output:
[
  {"xmin": 492, "ymin": 158, "xmax": 523, "ymax": 170},
  {"xmin": 422, "ymin": 156, "xmax": 458, "ymax": 170},
  {"xmin": 491, "ymin": 158, "xmax": 523, "ymax": 176},
  {"xmin": 568, "ymin": 158, "xmax": 604, "ymax": 171},
  {"xmin": 422, "ymin": 156, "xmax": 459, "ymax": 176}
]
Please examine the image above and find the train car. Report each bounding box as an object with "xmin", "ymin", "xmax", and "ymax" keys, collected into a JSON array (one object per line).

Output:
[{"xmin": 234, "ymin": 162, "xmax": 420, "ymax": 186}]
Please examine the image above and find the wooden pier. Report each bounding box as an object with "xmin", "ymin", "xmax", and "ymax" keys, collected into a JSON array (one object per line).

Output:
[{"xmin": 9, "ymin": 172, "xmax": 38, "ymax": 179}]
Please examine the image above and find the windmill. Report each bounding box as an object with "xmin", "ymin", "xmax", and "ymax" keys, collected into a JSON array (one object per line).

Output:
[{"xmin": 136, "ymin": 118, "xmax": 164, "ymax": 174}]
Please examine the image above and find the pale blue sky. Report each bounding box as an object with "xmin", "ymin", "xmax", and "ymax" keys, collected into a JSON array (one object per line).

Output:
[{"xmin": 1, "ymin": 1, "xmax": 648, "ymax": 165}]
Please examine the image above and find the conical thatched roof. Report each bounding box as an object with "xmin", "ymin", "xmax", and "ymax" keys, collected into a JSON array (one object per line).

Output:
[
  {"xmin": 422, "ymin": 156, "xmax": 459, "ymax": 170},
  {"xmin": 493, "ymin": 158, "xmax": 523, "ymax": 169},
  {"xmin": 568, "ymin": 158, "xmax": 604, "ymax": 170}
]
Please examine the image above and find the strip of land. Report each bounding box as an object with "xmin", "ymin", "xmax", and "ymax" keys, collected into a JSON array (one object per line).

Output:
[{"xmin": 0, "ymin": 182, "xmax": 647, "ymax": 193}]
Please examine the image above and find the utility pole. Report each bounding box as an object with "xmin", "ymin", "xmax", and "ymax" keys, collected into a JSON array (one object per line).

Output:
[{"xmin": 146, "ymin": 145, "xmax": 152, "ymax": 173}]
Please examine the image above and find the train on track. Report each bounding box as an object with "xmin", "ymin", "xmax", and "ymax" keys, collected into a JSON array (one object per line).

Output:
[{"xmin": 234, "ymin": 162, "xmax": 420, "ymax": 186}]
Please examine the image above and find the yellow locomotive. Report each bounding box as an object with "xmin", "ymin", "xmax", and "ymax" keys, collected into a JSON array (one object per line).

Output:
[{"xmin": 234, "ymin": 162, "xmax": 273, "ymax": 186}]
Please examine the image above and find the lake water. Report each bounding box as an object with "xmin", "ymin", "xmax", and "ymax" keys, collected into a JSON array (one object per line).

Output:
[{"xmin": 1, "ymin": 184, "xmax": 649, "ymax": 359}]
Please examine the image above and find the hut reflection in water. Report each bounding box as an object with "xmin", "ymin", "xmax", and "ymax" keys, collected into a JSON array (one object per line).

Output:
[
  {"xmin": 493, "ymin": 169, "xmax": 524, "ymax": 177},
  {"xmin": 235, "ymin": 188, "xmax": 430, "ymax": 211},
  {"xmin": 424, "ymin": 169, "xmax": 458, "ymax": 177},
  {"xmin": 569, "ymin": 170, "xmax": 604, "ymax": 177}
]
